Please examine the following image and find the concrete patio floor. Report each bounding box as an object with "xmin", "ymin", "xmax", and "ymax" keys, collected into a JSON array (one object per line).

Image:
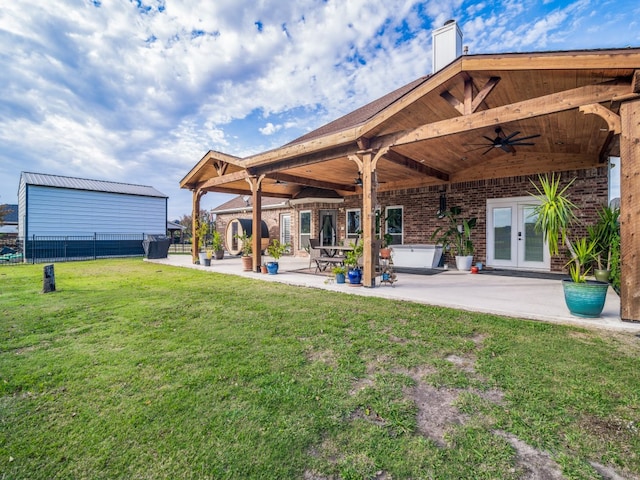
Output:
[{"xmin": 146, "ymin": 254, "xmax": 640, "ymax": 333}]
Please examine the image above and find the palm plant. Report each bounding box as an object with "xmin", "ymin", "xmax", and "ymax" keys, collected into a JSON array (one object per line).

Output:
[
  {"xmin": 587, "ymin": 205, "xmax": 620, "ymax": 271},
  {"xmin": 530, "ymin": 173, "xmax": 595, "ymax": 283}
]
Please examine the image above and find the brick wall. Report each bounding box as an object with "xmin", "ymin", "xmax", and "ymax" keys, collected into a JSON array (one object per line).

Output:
[
  {"xmin": 215, "ymin": 208, "xmax": 289, "ymax": 253},
  {"xmin": 214, "ymin": 167, "xmax": 608, "ymax": 272}
]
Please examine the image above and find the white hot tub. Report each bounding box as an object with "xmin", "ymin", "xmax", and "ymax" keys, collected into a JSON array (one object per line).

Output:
[{"xmin": 390, "ymin": 244, "xmax": 443, "ymax": 269}]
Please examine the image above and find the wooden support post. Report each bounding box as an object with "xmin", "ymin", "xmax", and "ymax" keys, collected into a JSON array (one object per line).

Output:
[
  {"xmin": 248, "ymin": 176, "xmax": 264, "ymax": 272},
  {"xmin": 42, "ymin": 264, "xmax": 55, "ymax": 293},
  {"xmin": 361, "ymin": 150, "xmax": 377, "ymax": 288},
  {"xmin": 191, "ymin": 190, "xmax": 202, "ymax": 263},
  {"xmin": 620, "ymin": 99, "xmax": 640, "ymax": 322}
]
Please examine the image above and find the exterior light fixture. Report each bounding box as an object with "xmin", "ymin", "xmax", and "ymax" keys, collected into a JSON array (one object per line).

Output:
[{"xmin": 436, "ymin": 191, "xmax": 446, "ymax": 218}]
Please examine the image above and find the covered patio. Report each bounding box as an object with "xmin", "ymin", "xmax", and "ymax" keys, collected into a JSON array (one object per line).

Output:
[
  {"xmin": 180, "ymin": 47, "xmax": 640, "ymax": 322},
  {"xmin": 147, "ymin": 254, "xmax": 638, "ymax": 333}
]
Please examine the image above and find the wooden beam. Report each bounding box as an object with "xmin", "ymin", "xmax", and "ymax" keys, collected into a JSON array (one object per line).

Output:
[
  {"xmin": 441, "ymin": 76, "xmax": 502, "ymax": 116},
  {"xmin": 361, "ymin": 150, "xmax": 376, "ymax": 288},
  {"xmin": 440, "ymin": 90, "xmax": 464, "ymax": 115},
  {"xmin": 248, "ymin": 144, "xmax": 360, "ymax": 175},
  {"xmin": 460, "ymin": 50, "xmax": 640, "ymax": 72},
  {"xmin": 212, "ymin": 160, "xmax": 229, "ymax": 177},
  {"xmin": 619, "ymin": 98, "xmax": 640, "ymax": 322},
  {"xmin": 191, "ymin": 190, "xmax": 203, "ymax": 263},
  {"xmin": 198, "ymin": 170, "xmax": 248, "ymax": 189},
  {"xmin": 389, "ymin": 82, "xmax": 636, "ymax": 147},
  {"xmin": 246, "ymin": 176, "xmax": 264, "ymax": 272},
  {"xmin": 383, "ymin": 150, "xmax": 450, "ymax": 182},
  {"xmin": 463, "ymin": 74, "xmax": 473, "ymax": 115},
  {"xmin": 579, "ymin": 103, "xmax": 621, "ymax": 134},
  {"xmin": 205, "ymin": 186, "xmax": 293, "ymax": 198},
  {"xmin": 471, "ymin": 76, "xmax": 500, "ymax": 113},
  {"xmin": 245, "ymin": 134, "xmax": 360, "ymax": 168},
  {"xmin": 632, "ymin": 69, "xmax": 640, "ymax": 93},
  {"xmin": 268, "ymin": 172, "xmax": 356, "ymax": 192},
  {"xmin": 180, "ymin": 150, "xmax": 243, "ymax": 189}
]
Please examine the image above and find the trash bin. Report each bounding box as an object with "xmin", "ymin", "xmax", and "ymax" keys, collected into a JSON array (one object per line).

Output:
[{"xmin": 142, "ymin": 235, "xmax": 171, "ymax": 259}]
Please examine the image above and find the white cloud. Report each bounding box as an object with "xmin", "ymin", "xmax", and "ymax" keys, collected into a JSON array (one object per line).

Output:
[
  {"xmin": 259, "ymin": 122, "xmax": 282, "ymax": 135},
  {"xmin": 0, "ymin": 0, "xmax": 637, "ymax": 218}
]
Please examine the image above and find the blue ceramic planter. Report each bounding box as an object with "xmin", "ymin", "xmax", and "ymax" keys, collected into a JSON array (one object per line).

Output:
[
  {"xmin": 562, "ymin": 279, "xmax": 609, "ymax": 318},
  {"xmin": 266, "ymin": 262, "xmax": 279, "ymax": 275},
  {"xmin": 335, "ymin": 273, "xmax": 346, "ymax": 284},
  {"xmin": 347, "ymin": 268, "xmax": 362, "ymax": 285}
]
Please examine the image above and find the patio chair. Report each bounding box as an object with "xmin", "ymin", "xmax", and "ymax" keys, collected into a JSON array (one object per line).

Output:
[{"xmin": 309, "ymin": 239, "xmax": 327, "ymax": 273}]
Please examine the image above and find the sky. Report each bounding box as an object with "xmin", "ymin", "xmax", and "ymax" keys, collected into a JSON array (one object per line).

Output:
[{"xmin": 1, "ymin": 0, "xmax": 637, "ymax": 221}]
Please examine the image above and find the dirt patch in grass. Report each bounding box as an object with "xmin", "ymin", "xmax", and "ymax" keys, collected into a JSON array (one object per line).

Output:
[
  {"xmin": 407, "ymin": 383, "xmax": 466, "ymax": 446},
  {"xmin": 445, "ymin": 353, "xmax": 477, "ymax": 373},
  {"xmin": 310, "ymin": 329, "xmax": 636, "ymax": 479},
  {"xmin": 306, "ymin": 348, "xmax": 338, "ymax": 368},
  {"xmin": 495, "ymin": 431, "xmax": 565, "ymax": 479}
]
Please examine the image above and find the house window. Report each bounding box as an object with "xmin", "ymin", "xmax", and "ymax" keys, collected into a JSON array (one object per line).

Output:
[
  {"xmin": 299, "ymin": 210, "xmax": 311, "ymax": 250},
  {"xmin": 385, "ymin": 206, "xmax": 403, "ymax": 245},
  {"xmin": 346, "ymin": 209, "xmax": 361, "ymax": 241}
]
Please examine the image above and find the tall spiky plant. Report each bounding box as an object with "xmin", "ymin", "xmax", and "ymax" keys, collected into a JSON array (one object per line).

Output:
[{"xmin": 530, "ymin": 174, "xmax": 595, "ymax": 282}]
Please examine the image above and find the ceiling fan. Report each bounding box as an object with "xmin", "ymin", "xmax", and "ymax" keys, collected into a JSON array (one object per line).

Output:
[{"xmin": 465, "ymin": 127, "xmax": 540, "ymax": 155}]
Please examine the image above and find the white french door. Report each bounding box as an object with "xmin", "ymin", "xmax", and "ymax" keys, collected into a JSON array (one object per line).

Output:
[{"xmin": 486, "ymin": 197, "xmax": 549, "ymax": 270}]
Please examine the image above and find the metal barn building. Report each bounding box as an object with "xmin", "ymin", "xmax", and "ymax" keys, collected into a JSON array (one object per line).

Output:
[{"xmin": 18, "ymin": 172, "xmax": 168, "ymax": 261}]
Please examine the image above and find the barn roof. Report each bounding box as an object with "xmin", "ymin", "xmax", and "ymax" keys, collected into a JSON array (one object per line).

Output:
[
  {"xmin": 1, "ymin": 204, "xmax": 18, "ymax": 224},
  {"xmin": 21, "ymin": 172, "xmax": 167, "ymax": 198}
]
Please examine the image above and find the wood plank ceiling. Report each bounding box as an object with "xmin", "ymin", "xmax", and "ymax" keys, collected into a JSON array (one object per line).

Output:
[{"xmin": 180, "ymin": 49, "xmax": 640, "ymax": 199}]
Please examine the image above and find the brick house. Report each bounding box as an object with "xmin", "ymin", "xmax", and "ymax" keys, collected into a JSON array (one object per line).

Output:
[{"xmin": 181, "ymin": 22, "xmax": 640, "ymax": 319}]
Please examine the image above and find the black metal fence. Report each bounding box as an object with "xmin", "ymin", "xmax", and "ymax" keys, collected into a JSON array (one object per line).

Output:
[{"xmin": 0, "ymin": 234, "xmax": 151, "ymax": 265}]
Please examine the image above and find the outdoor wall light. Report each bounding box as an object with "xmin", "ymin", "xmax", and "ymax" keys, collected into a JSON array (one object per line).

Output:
[
  {"xmin": 436, "ymin": 191, "xmax": 446, "ymax": 218},
  {"xmin": 354, "ymin": 172, "xmax": 363, "ymax": 186}
]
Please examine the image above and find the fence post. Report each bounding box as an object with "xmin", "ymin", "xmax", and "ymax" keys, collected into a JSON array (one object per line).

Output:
[{"xmin": 94, "ymin": 233, "xmax": 97, "ymax": 260}]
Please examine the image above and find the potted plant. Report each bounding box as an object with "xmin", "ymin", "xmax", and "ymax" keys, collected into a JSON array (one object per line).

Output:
[
  {"xmin": 235, "ymin": 233, "xmax": 253, "ymax": 271},
  {"xmin": 530, "ymin": 173, "xmax": 609, "ymax": 318},
  {"xmin": 265, "ymin": 239, "xmax": 289, "ymax": 274},
  {"xmin": 587, "ymin": 205, "xmax": 620, "ymax": 282},
  {"xmin": 344, "ymin": 241, "xmax": 363, "ymax": 285},
  {"xmin": 196, "ymin": 218, "xmax": 209, "ymax": 265},
  {"xmin": 430, "ymin": 206, "xmax": 477, "ymax": 271},
  {"xmin": 379, "ymin": 232, "xmax": 394, "ymax": 259},
  {"xmin": 211, "ymin": 230, "xmax": 225, "ymax": 260},
  {"xmin": 332, "ymin": 265, "xmax": 347, "ymax": 284}
]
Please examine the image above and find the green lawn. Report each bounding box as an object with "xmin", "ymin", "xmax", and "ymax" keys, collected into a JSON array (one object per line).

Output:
[{"xmin": 1, "ymin": 259, "xmax": 638, "ymax": 479}]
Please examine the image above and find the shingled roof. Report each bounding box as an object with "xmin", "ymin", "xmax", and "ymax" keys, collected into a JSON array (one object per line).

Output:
[
  {"xmin": 212, "ymin": 195, "xmax": 289, "ymax": 214},
  {"xmin": 285, "ymin": 75, "xmax": 430, "ymax": 146}
]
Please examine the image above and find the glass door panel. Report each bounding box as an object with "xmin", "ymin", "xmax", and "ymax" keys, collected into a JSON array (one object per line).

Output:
[
  {"xmin": 319, "ymin": 210, "xmax": 337, "ymax": 247},
  {"xmin": 487, "ymin": 198, "xmax": 549, "ymax": 270},
  {"xmin": 519, "ymin": 205, "xmax": 546, "ymax": 267},
  {"xmin": 493, "ymin": 207, "xmax": 512, "ymax": 261}
]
